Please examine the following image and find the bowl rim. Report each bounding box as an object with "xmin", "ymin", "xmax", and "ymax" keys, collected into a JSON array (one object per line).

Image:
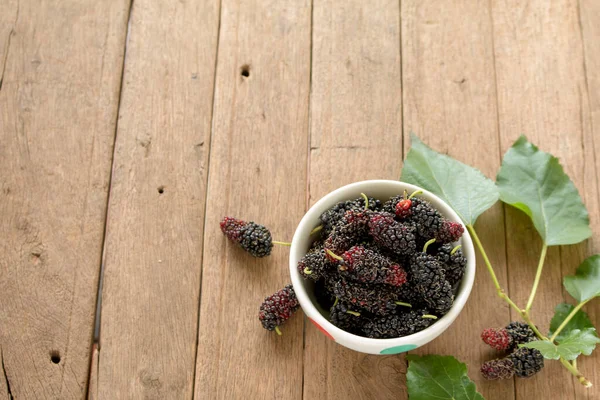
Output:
[{"xmin": 289, "ymin": 179, "xmax": 476, "ymax": 350}]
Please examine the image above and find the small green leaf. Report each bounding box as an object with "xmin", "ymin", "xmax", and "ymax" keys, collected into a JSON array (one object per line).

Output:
[
  {"xmin": 401, "ymin": 134, "xmax": 499, "ymax": 225},
  {"xmin": 522, "ymin": 329, "xmax": 600, "ymax": 360},
  {"xmin": 406, "ymin": 354, "xmax": 485, "ymax": 400},
  {"xmin": 564, "ymin": 255, "xmax": 600, "ymax": 302},
  {"xmin": 496, "ymin": 136, "xmax": 591, "ymax": 245},
  {"xmin": 549, "ymin": 303, "xmax": 597, "ymax": 343},
  {"xmin": 521, "ymin": 341, "xmax": 561, "ymax": 360}
]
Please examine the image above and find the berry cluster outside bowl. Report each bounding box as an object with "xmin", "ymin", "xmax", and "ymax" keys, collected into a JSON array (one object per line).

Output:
[{"xmin": 289, "ymin": 180, "xmax": 476, "ymax": 355}]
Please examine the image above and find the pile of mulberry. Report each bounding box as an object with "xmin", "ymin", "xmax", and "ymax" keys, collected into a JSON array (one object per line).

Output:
[
  {"xmin": 362, "ymin": 309, "xmax": 435, "ymax": 338},
  {"xmin": 480, "ymin": 322, "xmax": 544, "ymax": 379},
  {"xmin": 297, "ymin": 193, "xmax": 467, "ymax": 338}
]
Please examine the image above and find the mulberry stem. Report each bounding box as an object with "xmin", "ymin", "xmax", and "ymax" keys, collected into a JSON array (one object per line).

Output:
[
  {"xmin": 272, "ymin": 241, "xmax": 292, "ymax": 246},
  {"xmin": 360, "ymin": 192, "xmax": 369, "ymax": 209},
  {"xmin": 310, "ymin": 225, "xmax": 323, "ymax": 235},
  {"xmin": 422, "ymin": 238, "xmax": 436, "ymax": 253},
  {"xmin": 467, "ymin": 224, "xmax": 502, "ymax": 292},
  {"xmin": 550, "ymin": 300, "xmax": 589, "ymax": 342},
  {"xmin": 422, "ymin": 314, "xmax": 438, "ymax": 320},
  {"xmin": 525, "ymin": 243, "xmax": 548, "ymax": 312},
  {"xmin": 325, "ymin": 249, "xmax": 343, "ymax": 261},
  {"xmin": 560, "ymin": 357, "xmax": 592, "ymax": 388},
  {"xmin": 303, "ymin": 267, "xmax": 312, "ymax": 275},
  {"xmin": 275, "ymin": 326, "xmax": 282, "ymax": 336},
  {"xmin": 521, "ymin": 311, "xmax": 548, "ymax": 341},
  {"xmin": 408, "ymin": 190, "xmax": 423, "ymax": 199},
  {"xmin": 395, "ymin": 301, "xmax": 412, "ymax": 308},
  {"xmin": 347, "ymin": 310, "xmax": 361, "ymax": 317},
  {"xmin": 450, "ymin": 244, "xmax": 462, "ymax": 255},
  {"xmin": 467, "ymin": 223, "xmax": 593, "ymax": 387}
]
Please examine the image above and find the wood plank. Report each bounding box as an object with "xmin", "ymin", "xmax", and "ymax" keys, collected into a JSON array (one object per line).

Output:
[
  {"xmin": 96, "ymin": 0, "xmax": 220, "ymax": 397},
  {"xmin": 401, "ymin": 2, "xmax": 514, "ymax": 399},
  {"xmin": 491, "ymin": 0, "xmax": 599, "ymax": 397},
  {"xmin": 0, "ymin": 0, "xmax": 130, "ymax": 398},
  {"xmin": 576, "ymin": 0, "xmax": 600, "ymax": 396},
  {"xmin": 87, "ymin": 344, "xmax": 98, "ymax": 400},
  {"xmin": 192, "ymin": 0, "xmax": 311, "ymax": 398},
  {"xmin": 304, "ymin": 0, "xmax": 404, "ymax": 398},
  {"xmin": 0, "ymin": 347, "xmax": 9, "ymax": 400}
]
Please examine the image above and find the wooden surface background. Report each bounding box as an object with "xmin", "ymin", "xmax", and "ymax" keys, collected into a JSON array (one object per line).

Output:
[{"xmin": 1, "ymin": 0, "xmax": 599, "ymax": 399}]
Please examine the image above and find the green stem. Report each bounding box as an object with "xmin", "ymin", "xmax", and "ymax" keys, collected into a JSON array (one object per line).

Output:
[
  {"xmin": 525, "ymin": 243, "xmax": 548, "ymax": 312},
  {"xmin": 423, "ymin": 238, "xmax": 436, "ymax": 253},
  {"xmin": 346, "ymin": 310, "xmax": 361, "ymax": 317},
  {"xmin": 422, "ymin": 314, "xmax": 438, "ymax": 320},
  {"xmin": 275, "ymin": 326, "xmax": 282, "ymax": 336},
  {"xmin": 466, "ymin": 225, "xmax": 502, "ymax": 292},
  {"xmin": 560, "ymin": 357, "xmax": 592, "ymax": 388},
  {"xmin": 467, "ymin": 224, "xmax": 592, "ymax": 386},
  {"xmin": 408, "ymin": 190, "xmax": 423, "ymax": 199},
  {"xmin": 272, "ymin": 241, "xmax": 291, "ymax": 246},
  {"xmin": 360, "ymin": 192, "xmax": 369, "ymax": 209},
  {"xmin": 549, "ymin": 300, "xmax": 589, "ymax": 343},
  {"xmin": 395, "ymin": 301, "xmax": 412, "ymax": 308},
  {"xmin": 310, "ymin": 225, "xmax": 323, "ymax": 235},
  {"xmin": 450, "ymin": 244, "xmax": 462, "ymax": 255},
  {"xmin": 325, "ymin": 249, "xmax": 343, "ymax": 261},
  {"xmin": 521, "ymin": 310, "xmax": 548, "ymax": 341}
]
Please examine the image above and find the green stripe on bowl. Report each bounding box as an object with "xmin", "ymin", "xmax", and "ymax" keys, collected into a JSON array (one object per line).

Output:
[{"xmin": 380, "ymin": 344, "xmax": 417, "ymax": 355}]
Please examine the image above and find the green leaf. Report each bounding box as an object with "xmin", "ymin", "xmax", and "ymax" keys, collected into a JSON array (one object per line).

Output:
[
  {"xmin": 401, "ymin": 134, "xmax": 499, "ymax": 225},
  {"xmin": 496, "ymin": 135, "xmax": 591, "ymax": 245},
  {"xmin": 564, "ymin": 255, "xmax": 600, "ymax": 302},
  {"xmin": 406, "ymin": 354, "xmax": 485, "ymax": 400},
  {"xmin": 522, "ymin": 329, "xmax": 600, "ymax": 360},
  {"xmin": 549, "ymin": 303, "xmax": 597, "ymax": 343}
]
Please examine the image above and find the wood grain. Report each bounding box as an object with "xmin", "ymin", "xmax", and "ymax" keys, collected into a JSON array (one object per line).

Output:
[
  {"xmin": 304, "ymin": 0, "xmax": 404, "ymax": 398},
  {"xmin": 192, "ymin": 0, "xmax": 311, "ymax": 398},
  {"xmin": 96, "ymin": 0, "xmax": 220, "ymax": 398},
  {"xmin": 492, "ymin": 0, "xmax": 599, "ymax": 397},
  {"xmin": 0, "ymin": 0, "xmax": 129, "ymax": 398},
  {"xmin": 574, "ymin": 0, "xmax": 600, "ymax": 397},
  {"xmin": 87, "ymin": 344, "xmax": 99, "ymax": 400},
  {"xmin": 401, "ymin": 2, "xmax": 514, "ymax": 399}
]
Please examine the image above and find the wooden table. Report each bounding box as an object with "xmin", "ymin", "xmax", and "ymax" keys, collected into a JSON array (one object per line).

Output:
[{"xmin": 1, "ymin": 0, "xmax": 599, "ymax": 399}]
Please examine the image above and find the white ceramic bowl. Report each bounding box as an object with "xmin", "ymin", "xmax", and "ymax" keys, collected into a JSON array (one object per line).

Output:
[{"xmin": 289, "ymin": 180, "xmax": 476, "ymax": 355}]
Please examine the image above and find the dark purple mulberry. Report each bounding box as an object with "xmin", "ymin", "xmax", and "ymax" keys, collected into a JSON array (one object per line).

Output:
[
  {"xmin": 481, "ymin": 346, "xmax": 543, "ymax": 380},
  {"xmin": 368, "ymin": 212, "xmax": 417, "ymax": 256},
  {"xmin": 334, "ymin": 246, "xmax": 408, "ymax": 287},
  {"xmin": 327, "ymin": 276, "xmax": 399, "ymax": 316},
  {"xmin": 481, "ymin": 321, "xmax": 537, "ymax": 351},
  {"xmin": 319, "ymin": 196, "xmax": 382, "ymax": 237},
  {"xmin": 436, "ymin": 244, "xmax": 467, "ymax": 286},
  {"xmin": 221, "ymin": 217, "xmax": 273, "ymax": 257},
  {"xmin": 509, "ymin": 347, "xmax": 544, "ymax": 378},
  {"xmin": 408, "ymin": 198, "xmax": 463, "ymax": 244},
  {"xmin": 505, "ymin": 322, "xmax": 537, "ymax": 346},
  {"xmin": 411, "ymin": 251, "xmax": 453, "ymax": 315},
  {"xmin": 324, "ymin": 210, "xmax": 371, "ymax": 257},
  {"xmin": 258, "ymin": 284, "xmax": 300, "ymax": 334},
  {"xmin": 362, "ymin": 309, "xmax": 436, "ymax": 338},
  {"xmin": 297, "ymin": 249, "xmax": 334, "ymax": 281},
  {"xmin": 329, "ymin": 302, "xmax": 365, "ymax": 334}
]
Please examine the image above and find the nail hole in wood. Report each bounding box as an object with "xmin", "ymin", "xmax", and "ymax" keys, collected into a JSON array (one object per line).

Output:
[
  {"xmin": 241, "ymin": 65, "xmax": 250, "ymax": 78},
  {"xmin": 158, "ymin": 186, "xmax": 165, "ymax": 194},
  {"xmin": 50, "ymin": 351, "xmax": 61, "ymax": 364}
]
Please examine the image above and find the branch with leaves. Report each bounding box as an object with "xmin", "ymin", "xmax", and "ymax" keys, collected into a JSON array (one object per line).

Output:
[{"xmin": 401, "ymin": 134, "xmax": 600, "ymax": 389}]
